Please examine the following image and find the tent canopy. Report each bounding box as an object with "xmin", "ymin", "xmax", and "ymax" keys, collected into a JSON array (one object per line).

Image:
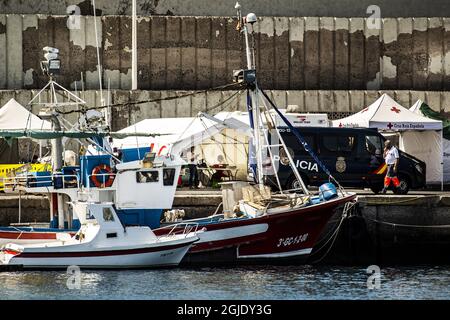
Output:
[
  {"xmin": 410, "ymin": 100, "xmax": 450, "ymax": 139},
  {"xmin": 112, "ymin": 111, "xmax": 252, "ymax": 154},
  {"xmin": 333, "ymin": 94, "xmax": 443, "ymax": 185},
  {"xmin": 0, "ymin": 98, "xmax": 52, "ymax": 133},
  {"xmin": 333, "ymin": 94, "xmax": 442, "ymax": 131},
  {"xmin": 410, "ymin": 100, "xmax": 450, "ymax": 184}
]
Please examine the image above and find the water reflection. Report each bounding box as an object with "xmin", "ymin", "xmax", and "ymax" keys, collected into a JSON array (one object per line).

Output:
[{"xmin": 0, "ymin": 266, "xmax": 449, "ymax": 300}]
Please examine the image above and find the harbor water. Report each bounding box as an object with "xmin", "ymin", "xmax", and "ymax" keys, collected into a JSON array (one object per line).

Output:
[{"xmin": 1, "ymin": 266, "xmax": 449, "ymax": 300}]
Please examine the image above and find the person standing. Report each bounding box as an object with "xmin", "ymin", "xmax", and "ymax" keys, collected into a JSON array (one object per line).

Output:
[
  {"xmin": 382, "ymin": 140, "xmax": 400, "ymax": 194},
  {"xmin": 187, "ymin": 147, "xmax": 199, "ymax": 189}
]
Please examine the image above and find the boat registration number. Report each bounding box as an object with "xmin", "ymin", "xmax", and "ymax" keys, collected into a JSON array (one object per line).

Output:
[{"xmin": 277, "ymin": 233, "xmax": 309, "ymax": 247}]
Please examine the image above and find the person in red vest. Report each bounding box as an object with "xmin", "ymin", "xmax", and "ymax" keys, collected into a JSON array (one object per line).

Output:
[{"xmin": 382, "ymin": 140, "xmax": 400, "ymax": 194}]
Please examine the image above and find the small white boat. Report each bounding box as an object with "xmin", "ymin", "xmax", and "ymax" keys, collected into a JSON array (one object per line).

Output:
[{"xmin": 0, "ymin": 202, "xmax": 200, "ymax": 269}]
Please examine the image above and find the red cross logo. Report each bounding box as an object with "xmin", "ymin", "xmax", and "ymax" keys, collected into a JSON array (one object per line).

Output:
[
  {"xmin": 387, "ymin": 122, "xmax": 393, "ymax": 129},
  {"xmin": 391, "ymin": 106, "xmax": 401, "ymax": 113},
  {"xmin": 361, "ymin": 107, "xmax": 369, "ymax": 113}
]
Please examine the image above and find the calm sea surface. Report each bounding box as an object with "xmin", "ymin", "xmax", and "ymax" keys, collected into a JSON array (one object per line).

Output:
[{"xmin": 0, "ymin": 265, "xmax": 449, "ymax": 300}]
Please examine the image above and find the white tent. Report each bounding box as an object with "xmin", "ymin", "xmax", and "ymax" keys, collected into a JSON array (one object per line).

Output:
[
  {"xmin": 410, "ymin": 99, "xmax": 450, "ymax": 184},
  {"xmin": 113, "ymin": 112, "xmax": 251, "ymax": 154},
  {"xmin": 0, "ymin": 98, "xmax": 51, "ymax": 132},
  {"xmin": 112, "ymin": 112, "xmax": 252, "ymax": 179},
  {"xmin": 332, "ymin": 94, "xmax": 443, "ymax": 185}
]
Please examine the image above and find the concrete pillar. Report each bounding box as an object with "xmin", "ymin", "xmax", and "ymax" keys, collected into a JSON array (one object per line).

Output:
[
  {"xmin": 397, "ymin": 18, "xmax": 413, "ymax": 89},
  {"xmin": 304, "ymin": 17, "xmax": 319, "ymax": 89},
  {"xmin": 150, "ymin": 16, "xmax": 167, "ymax": 90},
  {"xmin": 69, "ymin": 15, "xmax": 86, "ymax": 91},
  {"xmin": 304, "ymin": 90, "xmax": 320, "ymax": 112},
  {"xmin": 257, "ymin": 16, "xmax": 275, "ymax": 88},
  {"xmin": 211, "ymin": 17, "xmax": 227, "ymax": 88},
  {"xmin": 319, "ymin": 17, "xmax": 335, "ymax": 89},
  {"xmin": 0, "ymin": 15, "xmax": 6, "ymax": 89},
  {"xmin": 334, "ymin": 18, "xmax": 349, "ymax": 89},
  {"xmin": 427, "ymin": 18, "xmax": 444, "ymax": 90},
  {"xmin": 349, "ymin": 18, "xmax": 365, "ymax": 89},
  {"xmin": 286, "ymin": 91, "xmax": 305, "ymax": 113},
  {"xmin": 175, "ymin": 91, "xmax": 192, "ymax": 117},
  {"xmin": 334, "ymin": 91, "xmax": 350, "ymax": 113},
  {"xmin": 6, "ymin": 14, "xmax": 23, "ymax": 89},
  {"xmin": 349, "ymin": 90, "xmax": 365, "ymax": 112},
  {"xmin": 166, "ymin": 17, "xmax": 182, "ymax": 88},
  {"xmin": 444, "ymin": 18, "xmax": 450, "ymax": 87},
  {"xmin": 196, "ymin": 17, "xmax": 212, "ymax": 89},
  {"xmin": 412, "ymin": 18, "xmax": 428, "ymax": 89},
  {"xmin": 274, "ymin": 17, "xmax": 289, "ymax": 89},
  {"xmin": 288, "ymin": 17, "xmax": 305, "ymax": 89},
  {"xmin": 365, "ymin": 16, "xmax": 381, "ymax": 90},
  {"xmin": 181, "ymin": 17, "xmax": 196, "ymax": 89},
  {"xmin": 103, "ymin": 16, "xmax": 121, "ymax": 89},
  {"xmin": 85, "ymin": 16, "xmax": 103, "ymax": 90},
  {"xmin": 161, "ymin": 91, "xmax": 177, "ymax": 118}
]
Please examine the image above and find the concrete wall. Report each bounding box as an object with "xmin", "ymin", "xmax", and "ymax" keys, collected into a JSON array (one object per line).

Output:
[
  {"xmin": 0, "ymin": 0, "xmax": 449, "ymax": 17},
  {"xmin": 1, "ymin": 89, "xmax": 449, "ymax": 131},
  {"xmin": 1, "ymin": 14, "xmax": 450, "ymax": 91}
]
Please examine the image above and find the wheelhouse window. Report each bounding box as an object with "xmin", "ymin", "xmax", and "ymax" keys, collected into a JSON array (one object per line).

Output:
[
  {"xmin": 163, "ymin": 168, "xmax": 176, "ymax": 186},
  {"xmin": 103, "ymin": 207, "xmax": 115, "ymax": 222},
  {"xmin": 322, "ymin": 135, "xmax": 356, "ymax": 153},
  {"xmin": 136, "ymin": 171, "xmax": 159, "ymax": 183}
]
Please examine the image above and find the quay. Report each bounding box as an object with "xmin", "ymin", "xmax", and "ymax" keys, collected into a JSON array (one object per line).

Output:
[{"xmin": 1, "ymin": 189, "xmax": 450, "ymax": 265}]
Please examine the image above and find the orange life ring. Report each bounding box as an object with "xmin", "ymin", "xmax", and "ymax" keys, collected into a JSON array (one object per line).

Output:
[{"xmin": 91, "ymin": 164, "xmax": 114, "ymax": 188}]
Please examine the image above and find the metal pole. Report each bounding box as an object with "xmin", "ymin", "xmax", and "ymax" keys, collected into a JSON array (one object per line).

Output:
[
  {"xmin": 441, "ymin": 130, "xmax": 444, "ymax": 191},
  {"xmin": 92, "ymin": 0, "xmax": 104, "ymax": 105},
  {"xmin": 57, "ymin": 194, "xmax": 64, "ymax": 229},
  {"xmin": 132, "ymin": 0, "xmax": 138, "ymax": 90},
  {"xmin": 18, "ymin": 191, "xmax": 21, "ymax": 223}
]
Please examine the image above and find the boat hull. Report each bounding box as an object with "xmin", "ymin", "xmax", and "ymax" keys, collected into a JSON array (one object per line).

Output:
[
  {"xmin": 156, "ymin": 193, "xmax": 356, "ymax": 265},
  {"xmin": 2, "ymin": 239, "xmax": 197, "ymax": 269}
]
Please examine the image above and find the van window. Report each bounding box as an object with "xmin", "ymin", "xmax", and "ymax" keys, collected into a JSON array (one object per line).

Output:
[
  {"xmin": 283, "ymin": 133, "xmax": 316, "ymax": 155},
  {"xmin": 365, "ymin": 135, "xmax": 383, "ymax": 156},
  {"xmin": 136, "ymin": 171, "xmax": 159, "ymax": 183},
  {"xmin": 322, "ymin": 135, "xmax": 356, "ymax": 153}
]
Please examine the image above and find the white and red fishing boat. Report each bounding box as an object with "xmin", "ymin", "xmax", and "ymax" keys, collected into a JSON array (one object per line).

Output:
[
  {"xmin": 153, "ymin": 3, "xmax": 356, "ymax": 265},
  {"xmin": 0, "ymin": 202, "xmax": 199, "ymax": 269}
]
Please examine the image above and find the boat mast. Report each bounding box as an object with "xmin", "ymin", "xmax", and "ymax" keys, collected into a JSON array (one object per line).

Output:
[
  {"xmin": 236, "ymin": 2, "xmax": 264, "ymax": 186},
  {"xmin": 236, "ymin": 3, "xmax": 309, "ymax": 194}
]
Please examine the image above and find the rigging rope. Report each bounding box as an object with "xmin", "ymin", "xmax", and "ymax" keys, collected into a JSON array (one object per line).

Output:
[{"xmin": 54, "ymin": 83, "xmax": 241, "ymax": 115}]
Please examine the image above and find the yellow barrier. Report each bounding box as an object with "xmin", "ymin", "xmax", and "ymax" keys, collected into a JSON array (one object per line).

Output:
[{"xmin": 0, "ymin": 163, "xmax": 52, "ymax": 191}]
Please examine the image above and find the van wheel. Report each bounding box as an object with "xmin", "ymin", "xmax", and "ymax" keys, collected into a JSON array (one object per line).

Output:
[
  {"xmin": 370, "ymin": 183, "xmax": 383, "ymax": 194},
  {"xmin": 393, "ymin": 175, "xmax": 410, "ymax": 195}
]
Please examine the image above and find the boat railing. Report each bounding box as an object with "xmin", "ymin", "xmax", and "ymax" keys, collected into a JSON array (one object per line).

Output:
[
  {"xmin": 156, "ymin": 222, "xmax": 200, "ymax": 240},
  {"xmin": 3, "ymin": 173, "xmax": 80, "ymax": 191}
]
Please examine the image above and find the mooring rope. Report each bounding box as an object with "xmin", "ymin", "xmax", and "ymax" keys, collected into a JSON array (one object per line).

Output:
[
  {"xmin": 309, "ymin": 201, "xmax": 357, "ymax": 264},
  {"xmin": 357, "ymin": 195, "xmax": 441, "ymax": 206},
  {"xmin": 364, "ymin": 217, "xmax": 450, "ymax": 229}
]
